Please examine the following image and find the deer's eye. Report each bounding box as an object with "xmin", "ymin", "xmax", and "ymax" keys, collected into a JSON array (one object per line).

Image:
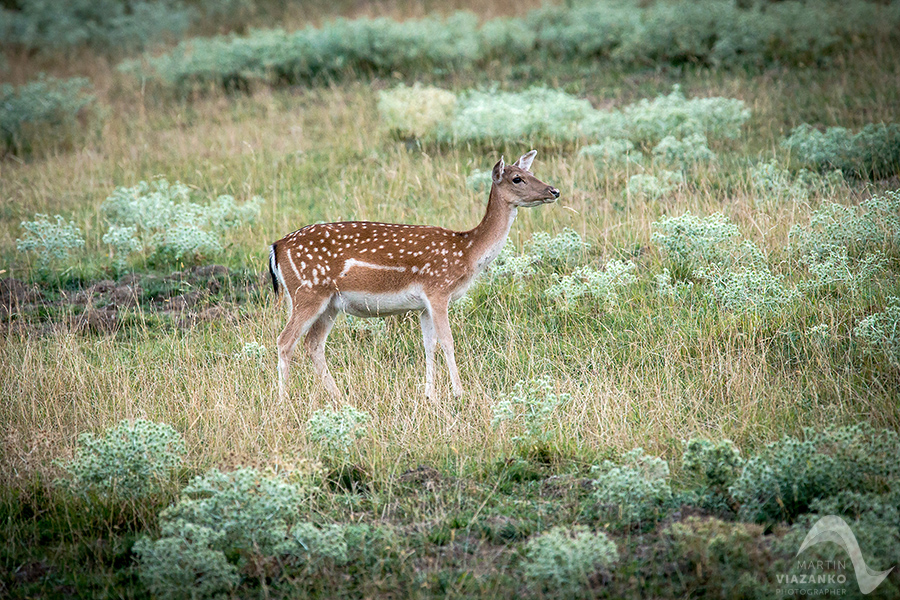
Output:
[{"xmin": 512, "ymin": 176, "xmax": 523, "ymax": 184}]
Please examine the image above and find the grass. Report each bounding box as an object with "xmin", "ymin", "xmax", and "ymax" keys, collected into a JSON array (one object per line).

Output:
[{"xmin": 2, "ymin": 2, "xmax": 900, "ymax": 598}]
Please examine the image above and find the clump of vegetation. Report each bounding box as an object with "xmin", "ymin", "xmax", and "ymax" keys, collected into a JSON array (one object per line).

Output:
[
  {"xmin": 544, "ymin": 260, "xmax": 637, "ymax": 309},
  {"xmin": 652, "ymin": 133, "xmax": 716, "ymax": 167},
  {"xmin": 491, "ymin": 375, "xmax": 571, "ymax": 456},
  {"xmin": 788, "ymin": 190, "xmax": 900, "ymax": 260},
  {"xmin": 682, "ymin": 438, "xmax": 743, "ymax": 512},
  {"xmin": 626, "ymin": 171, "xmax": 682, "ymax": 200},
  {"xmin": 0, "ymin": 75, "xmax": 96, "ymax": 154},
  {"xmin": 101, "ymin": 179, "xmax": 261, "ymax": 265},
  {"xmin": 101, "ymin": 225, "xmax": 143, "ymax": 273},
  {"xmin": 695, "ymin": 262, "xmax": 796, "ymax": 316},
  {"xmin": 15, "ymin": 214, "xmax": 85, "ymax": 270},
  {"xmin": 782, "ymin": 123, "xmax": 900, "ymax": 179},
  {"xmin": 448, "ymin": 87, "xmax": 595, "ymax": 144},
  {"xmin": 134, "ymin": 468, "xmax": 346, "ymax": 599},
  {"xmin": 587, "ymin": 85, "xmax": 749, "ymax": 147},
  {"xmin": 730, "ymin": 425, "xmax": 900, "ymax": 524},
  {"xmin": 0, "ymin": 0, "xmax": 193, "ymax": 53},
  {"xmin": 651, "ymin": 212, "xmax": 743, "ymax": 275},
  {"xmin": 233, "ymin": 341, "xmax": 267, "ymax": 362},
  {"xmin": 56, "ymin": 419, "xmax": 185, "ymax": 501},
  {"xmin": 377, "ymin": 83, "xmax": 456, "ymax": 141},
  {"xmin": 660, "ymin": 517, "xmax": 770, "ymax": 599},
  {"xmin": 800, "ymin": 247, "xmax": 885, "ymax": 297},
  {"xmin": 526, "ymin": 228, "xmax": 590, "ymax": 266},
  {"xmin": 306, "ymin": 406, "xmax": 370, "ymax": 464},
  {"xmin": 854, "ymin": 298, "xmax": 900, "ymax": 368},
  {"xmin": 579, "ymin": 138, "xmax": 643, "ymax": 166},
  {"xmin": 520, "ymin": 525, "xmax": 618, "ymax": 599},
  {"xmin": 590, "ymin": 448, "xmax": 673, "ymax": 528}
]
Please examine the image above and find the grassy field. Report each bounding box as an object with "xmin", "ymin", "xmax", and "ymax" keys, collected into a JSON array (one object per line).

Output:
[{"xmin": 2, "ymin": 1, "xmax": 900, "ymax": 598}]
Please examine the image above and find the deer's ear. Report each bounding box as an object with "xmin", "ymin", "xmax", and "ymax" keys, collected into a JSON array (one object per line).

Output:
[
  {"xmin": 513, "ymin": 150, "xmax": 537, "ymax": 172},
  {"xmin": 492, "ymin": 156, "xmax": 506, "ymax": 184}
]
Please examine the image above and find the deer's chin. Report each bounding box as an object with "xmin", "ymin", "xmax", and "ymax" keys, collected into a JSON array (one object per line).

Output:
[{"xmin": 519, "ymin": 197, "xmax": 558, "ymax": 208}]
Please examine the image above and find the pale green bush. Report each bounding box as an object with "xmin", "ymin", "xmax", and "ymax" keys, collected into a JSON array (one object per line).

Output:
[
  {"xmin": 343, "ymin": 314, "xmax": 387, "ymax": 336},
  {"xmin": 730, "ymin": 425, "xmax": 900, "ymax": 524},
  {"xmin": 626, "ymin": 170, "xmax": 682, "ymax": 200},
  {"xmin": 521, "ymin": 525, "xmax": 618, "ymax": 598},
  {"xmin": 749, "ymin": 159, "xmax": 811, "ymax": 203},
  {"xmin": 651, "ymin": 212, "xmax": 742, "ymax": 273},
  {"xmin": 591, "ymin": 448, "xmax": 673, "ymax": 527},
  {"xmin": 16, "ymin": 213, "xmax": 85, "ymax": 267},
  {"xmin": 133, "ymin": 523, "xmax": 239, "ymax": 600},
  {"xmin": 377, "ymin": 83, "xmax": 457, "ymax": 140},
  {"xmin": 135, "ymin": 468, "xmax": 346, "ymax": 599},
  {"xmin": 102, "ymin": 179, "xmax": 261, "ymax": 264},
  {"xmin": 683, "ymin": 439, "xmax": 743, "ymax": 511},
  {"xmin": 56, "ymin": 419, "xmax": 185, "ymax": 500},
  {"xmin": 491, "ymin": 375, "xmax": 571, "ymax": 450},
  {"xmin": 854, "ymin": 298, "xmax": 900, "ymax": 367},
  {"xmin": 800, "ymin": 248, "xmax": 885, "ymax": 296},
  {"xmin": 488, "ymin": 240, "xmax": 539, "ymax": 281},
  {"xmin": 306, "ymin": 406, "xmax": 370, "ymax": 462},
  {"xmin": 652, "ymin": 133, "xmax": 716, "ymax": 167},
  {"xmin": 0, "ymin": 75, "xmax": 96, "ymax": 154},
  {"xmin": 466, "ymin": 169, "xmax": 493, "ymax": 193},
  {"xmin": 588, "ymin": 85, "xmax": 749, "ymax": 147},
  {"xmin": 695, "ymin": 262, "xmax": 795, "ymax": 315},
  {"xmin": 233, "ymin": 341, "xmax": 267, "ymax": 361},
  {"xmin": 101, "ymin": 225, "xmax": 142, "ymax": 272},
  {"xmin": 0, "ymin": 0, "xmax": 192, "ymax": 53},
  {"xmin": 782, "ymin": 122, "xmax": 900, "ymax": 179},
  {"xmin": 448, "ymin": 87, "xmax": 596, "ymax": 144},
  {"xmin": 526, "ymin": 228, "xmax": 590, "ymax": 265},
  {"xmin": 788, "ymin": 190, "xmax": 900, "ymax": 260},
  {"xmin": 655, "ymin": 268, "xmax": 694, "ymax": 298},
  {"xmin": 579, "ymin": 138, "xmax": 643, "ymax": 166},
  {"xmin": 545, "ymin": 260, "xmax": 637, "ymax": 309}
]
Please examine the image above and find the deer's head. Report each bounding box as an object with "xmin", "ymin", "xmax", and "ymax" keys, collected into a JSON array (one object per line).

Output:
[{"xmin": 491, "ymin": 150, "xmax": 560, "ymax": 208}]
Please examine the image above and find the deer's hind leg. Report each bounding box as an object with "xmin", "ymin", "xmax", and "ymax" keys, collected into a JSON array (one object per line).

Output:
[
  {"xmin": 277, "ymin": 293, "xmax": 331, "ymax": 399},
  {"xmin": 303, "ymin": 301, "xmax": 340, "ymax": 397}
]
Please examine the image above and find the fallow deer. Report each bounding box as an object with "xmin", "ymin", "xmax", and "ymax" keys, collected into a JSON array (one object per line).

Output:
[{"xmin": 269, "ymin": 150, "xmax": 559, "ymax": 399}]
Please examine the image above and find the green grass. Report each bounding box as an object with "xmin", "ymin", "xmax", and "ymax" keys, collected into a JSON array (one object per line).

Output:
[{"xmin": 2, "ymin": 2, "xmax": 900, "ymax": 597}]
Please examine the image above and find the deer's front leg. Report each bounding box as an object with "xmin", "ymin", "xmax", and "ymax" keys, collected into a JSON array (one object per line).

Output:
[
  {"xmin": 419, "ymin": 310, "xmax": 437, "ymax": 399},
  {"xmin": 429, "ymin": 298, "xmax": 464, "ymax": 397}
]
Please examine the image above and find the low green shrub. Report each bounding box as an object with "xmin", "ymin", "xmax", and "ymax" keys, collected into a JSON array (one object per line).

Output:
[
  {"xmin": 682, "ymin": 438, "xmax": 743, "ymax": 512},
  {"xmin": 590, "ymin": 448, "xmax": 673, "ymax": 528},
  {"xmin": 695, "ymin": 262, "xmax": 796, "ymax": 316},
  {"xmin": 579, "ymin": 138, "xmax": 643, "ymax": 166},
  {"xmin": 520, "ymin": 525, "xmax": 618, "ymax": 599},
  {"xmin": 377, "ymin": 84, "xmax": 456, "ymax": 141},
  {"xmin": 788, "ymin": 190, "xmax": 900, "ymax": 260},
  {"xmin": 800, "ymin": 248, "xmax": 885, "ymax": 297},
  {"xmin": 782, "ymin": 123, "xmax": 900, "ymax": 179},
  {"xmin": 626, "ymin": 171, "xmax": 682, "ymax": 200},
  {"xmin": 661, "ymin": 517, "xmax": 771, "ymax": 599},
  {"xmin": 854, "ymin": 298, "xmax": 900, "ymax": 368},
  {"xmin": 16, "ymin": 214, "xmax": 85, "ymax": 269},
  {"xmin": 306, "ymin": 406, "xmax": 370, "ymax": 464},
  {"xmin": 526, "ymin": 228, "xmax": 590, "ymax": 266},
  {"xmin": 730, "ymin": 425, "xmax": 900, "ymax": 525},
  {"xmin": 101, "ymin": 225, "xmax": 143, "ymax": 273},
  {"xmin": 101, "ymin": 179, "xmax": 261, "ymax": 265},
  {"xmin": 545, "ymin": 260, "xmax": 637, "ymax": 309},
  {"xmin": 56, "ymin": 419, "xmax": 185, "ymax": 501},
  {"xmin": 0, "ymin": 75, "xmax": 96, "ymax": 154},
  {"xmin": 134, "ymin": 468, "xmax": 346, "ymax": 599},
  {"xmin": 651, "ymin": 212, "xmax": 742, "ymax": 274},
  {"xmin": 587, "ymin": 85, "xmax": 749, "ymax": 148},
  {"xmin": 652, "ymin": 133, "xmax": 716, "ymax": 167},
  {"xmin": 491, "ymin": 375, "xmax": 571, "ymax": 454},
  {"xmin": 0, "ymin": 0, "xmax": 193, "ymax": 53}
]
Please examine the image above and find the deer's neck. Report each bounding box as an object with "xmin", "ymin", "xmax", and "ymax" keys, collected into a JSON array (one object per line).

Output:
[{"xmin": 466, "ymin": 186, "xmax": 517, "ymax": 274}]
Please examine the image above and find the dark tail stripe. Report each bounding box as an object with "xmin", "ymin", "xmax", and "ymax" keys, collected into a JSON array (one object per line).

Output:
[{"xmin": 269, "ymin": 242, "xmax": 280, "ymax": 295}]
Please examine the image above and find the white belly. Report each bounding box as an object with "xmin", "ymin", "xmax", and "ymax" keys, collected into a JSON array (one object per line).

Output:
[{"xmin": 334, "ymin": 287, "xmax": 427, "ymax": 317}]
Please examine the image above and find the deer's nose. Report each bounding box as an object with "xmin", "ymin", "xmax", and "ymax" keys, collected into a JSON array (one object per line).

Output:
[{"xmin": 549, "ymin": 187, "xmax": 560, "ymax": 198}]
